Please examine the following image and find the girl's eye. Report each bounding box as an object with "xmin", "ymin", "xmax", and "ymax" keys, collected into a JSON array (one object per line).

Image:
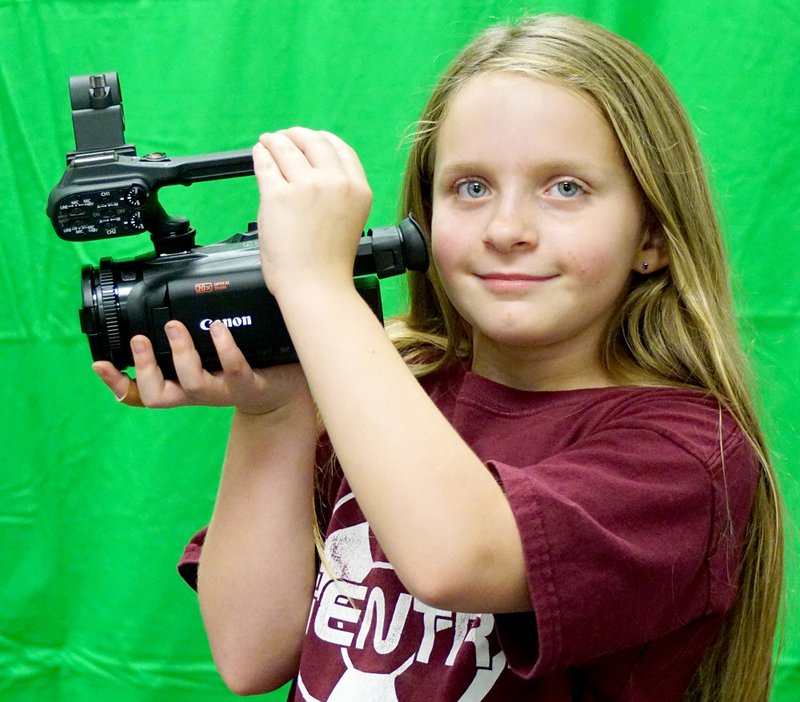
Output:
[
  {"xmin": 456, "ymin": 179, "xmax": 489, "ymax": 199},
  {"xmin": 551, "ymin": 180, "xmax": 584, "ymax": 198}
]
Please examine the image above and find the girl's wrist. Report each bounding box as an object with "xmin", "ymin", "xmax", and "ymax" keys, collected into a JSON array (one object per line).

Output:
[
  {"xmin": 271, "ymin": 275, "xmax": 361, "ymax": 322},
  {"xmin": 265, "ymin": 264, "xmax": 356, "ymax": 306},
  {"xmin": 233, "ymin": 384, "xmax": 315, "ymax": 426}
]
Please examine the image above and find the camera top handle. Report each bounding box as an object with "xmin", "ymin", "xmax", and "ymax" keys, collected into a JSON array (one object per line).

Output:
[
  {"xmin": 47, "ymin": 72, "xmax": 430, "ymax": 272},
  {"xmin": 48, "ymin": 72, "xmax": 257, "ymax": 254},
  {"xmin": 49, "ymin": 148, "xmax": 256, "ymax": 255}
]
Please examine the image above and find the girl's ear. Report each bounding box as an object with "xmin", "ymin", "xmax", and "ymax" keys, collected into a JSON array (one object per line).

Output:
[{"xmin": 632, "ymin": 224, "xmax": 669, "ymax": 274}]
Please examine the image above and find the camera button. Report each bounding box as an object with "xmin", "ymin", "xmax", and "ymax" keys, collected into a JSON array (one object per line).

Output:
[{"xmin": 126, "ymin": 185, "xmax": 147, "ymax": 207}]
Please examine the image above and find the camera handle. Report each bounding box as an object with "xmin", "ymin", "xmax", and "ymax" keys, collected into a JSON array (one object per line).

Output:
[
  {"xmin": 50, "ymin": 72, "xmax": 429, "ymax": 270},
  {"xmin": 48, "ymin": 147, "xmax": 256, "ymax": 253},
  {"xmin": 138, "ymin": 150, "xmax": 254, "ymax": 255},
  {"xmin": 56, "ymin": 72, "xmax": 255, "ymax": 254}
]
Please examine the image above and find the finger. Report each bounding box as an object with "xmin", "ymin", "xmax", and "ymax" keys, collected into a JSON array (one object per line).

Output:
[
  {"xmin": 257, "ymin": 130, "xmax": 314, "ymax": 181},
  {"xmin": 129, "ymin": 334, "xmax": 172, "ymax": 405},
  {"xmin": 280, "ymin": 127, "xmax": 348, "ymax": 171},
  {"xmin": 208, "ymin": 321, "xmax": 253, "ymax": 379},
  {"xmin": 92, "ymin": 361, "xmax": 142, "ymax": 405},
  {"xmin": 207, "ymin": 321, "xmax": 265, "ymax": 400},
  {"xmin": 315, "ymin": 131, "xmax": 368, "ymax": 182},
  {"xmin": 162, "ymin": 321, "xmax": 212, "ymax": 396},
  {"xmin": 294, "ymin": 130, "xmax": 372, "ymax": 216},
  {"xmin": 117, "ymin": 378, "xmax": 143, "ymax": 407},
  {"xmin": 252, "ymin": 142, "xmax": 287, "ymax": 211},
  {"xmin": 253, "ymin": 141, "xmax": 280, "ymax": 182}
]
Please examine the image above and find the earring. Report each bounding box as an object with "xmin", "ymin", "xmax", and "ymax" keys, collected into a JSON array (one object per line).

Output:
[{"xmin": 641, "ymin": 262, "xmax": 650, "ymax": 272}]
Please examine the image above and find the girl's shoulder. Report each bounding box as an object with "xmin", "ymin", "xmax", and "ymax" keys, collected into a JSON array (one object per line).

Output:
[
  {"xmin": 420, "ymin": 361, "xmax": 718, "ymax": 413},
  {"xmin": 421, "ymin": 364, "xmax": 751, "ymax": 467}
]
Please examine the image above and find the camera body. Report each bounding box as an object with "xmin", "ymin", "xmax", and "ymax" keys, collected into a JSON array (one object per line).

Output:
[{"xmin": 47, "ymin": 72, "xmax": 428, "ymax": 378}]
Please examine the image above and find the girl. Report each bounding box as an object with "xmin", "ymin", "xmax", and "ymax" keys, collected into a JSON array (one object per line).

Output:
[{"xmin": 93, "ymin": 13, "xmax": 783, "ymax": 702}]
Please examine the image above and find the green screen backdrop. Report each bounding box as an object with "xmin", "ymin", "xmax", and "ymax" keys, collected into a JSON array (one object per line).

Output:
[{"xmin": 1, "ymin": 1, "xmax": 798, "ymax": 700}]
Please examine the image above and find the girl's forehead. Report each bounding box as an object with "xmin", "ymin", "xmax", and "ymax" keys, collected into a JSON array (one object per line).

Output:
[
  {"xmin": 435, "ymin": 73, "xmax": 624, "ymax": 173},
  {"xmin": 451, "ymin": 72, "xmax": 602, "ymax": 115},
  {"xmin": 443, "ymin": 72, "xmax": 608, "ymax": 136}
]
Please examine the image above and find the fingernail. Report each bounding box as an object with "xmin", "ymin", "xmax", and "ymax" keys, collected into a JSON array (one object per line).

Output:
[
  {"xmin": 165, "ymin": 322, "xmax": 180, "ymax": 341},
  {"xmin": 132, "ymin": 338, "xmax": 146, "ymax": 354},
  {"xmin": 209, "ymin": 320, "xmax": 224, "ymax": 338}
]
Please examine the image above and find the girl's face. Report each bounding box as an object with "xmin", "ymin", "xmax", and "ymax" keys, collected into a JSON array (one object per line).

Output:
[{"xmin": 431, "ymin": 72, "xmax": 654, "ymax": 390}]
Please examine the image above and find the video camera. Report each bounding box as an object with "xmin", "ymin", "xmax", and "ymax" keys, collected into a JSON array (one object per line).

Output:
[{"xmin": 46, "ymin": 72, "xmax": 428, "ymax": 378}]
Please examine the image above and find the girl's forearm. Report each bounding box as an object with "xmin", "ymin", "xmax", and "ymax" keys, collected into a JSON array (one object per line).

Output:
[
  {"xmin": 276, "ymin": 282, "xmax": 528, "ymax": 614},
  {"xmin": 197, "ymin": 394, "xmax": 318, "ymax": 694}
]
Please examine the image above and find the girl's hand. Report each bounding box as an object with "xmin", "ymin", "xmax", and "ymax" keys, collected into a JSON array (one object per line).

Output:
[
  {"xmin": 91, "ymin": 320, "xmax": 309, "ymax": 416},
  {"xmin": 252, "ymin": 128, "xmax": 372, "ymax": 297}
]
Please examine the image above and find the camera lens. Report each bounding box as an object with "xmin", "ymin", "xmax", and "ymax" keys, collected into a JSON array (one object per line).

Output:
[{"xmin": 80, "ymin": 259, "xmax": 131, "ymax": 369}]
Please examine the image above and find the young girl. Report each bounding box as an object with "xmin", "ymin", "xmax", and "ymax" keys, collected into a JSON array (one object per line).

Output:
[{"xmin": 93, "ymin": 13, "xmax": 783, "ymax": 702}]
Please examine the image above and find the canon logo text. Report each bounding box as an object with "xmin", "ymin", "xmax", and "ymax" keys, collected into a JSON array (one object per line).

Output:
[{"xmin": 199, "ymin": 316, "xmax": 253, "ymax": 331}]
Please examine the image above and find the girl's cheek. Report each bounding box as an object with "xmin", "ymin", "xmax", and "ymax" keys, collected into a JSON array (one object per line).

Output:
[
  {"xmin": 579, "ymin": 252, "xmax": 634, "ymax": 294},
  {"xmin": 430, "ymin": 229, "xmax": 457, "ymax": 269},
  {"xmin": 430, "ymin": 237, "xmax": 463, "ymax": 293},
  {"xmin": 563, "ymin": 249, "xmax": 596, "ymax": 279},
  {"xmin": 431, "ymin": 247, "xmax": 449, "ymax": 284}
]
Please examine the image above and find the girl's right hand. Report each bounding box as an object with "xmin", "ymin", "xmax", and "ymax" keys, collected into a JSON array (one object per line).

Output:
[{"xmin": 91, "ymin": 319, "xmax": 309, "ymax": 416}]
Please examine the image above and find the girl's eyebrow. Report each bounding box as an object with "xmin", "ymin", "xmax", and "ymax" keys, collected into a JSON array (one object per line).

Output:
[
  {"xmin": 435, "ymin": 158, "xmax": 610, "ymax": 182},
  {"xmin": 534, "ymin": 158, "xmax": 611, "ymax": 183},
  {"xmin": 433, "ymin": 160, "xmax": 486, "ymax": 177}
]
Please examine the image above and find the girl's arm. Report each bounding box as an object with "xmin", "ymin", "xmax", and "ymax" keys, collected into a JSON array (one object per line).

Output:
[
  {"xmin": 93, "ymin": 323, "xmax": 318, "ymax": 695},
  {"xmin": 199, "ymin": 389, "xmax": 317, "ymax": 695},
  {"xmin": 254, "ymin": 129, "xmax": 529, "ymax": 615}
]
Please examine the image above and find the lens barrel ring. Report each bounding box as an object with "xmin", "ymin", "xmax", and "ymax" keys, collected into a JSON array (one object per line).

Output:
[{"xmin": 98, "ymin": 262, "xmax": 123, "ymax": 356}]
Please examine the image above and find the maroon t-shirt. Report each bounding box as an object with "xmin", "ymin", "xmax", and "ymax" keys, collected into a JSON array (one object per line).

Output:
[{"xmin": 179, "ymin": 367, "xmax": 758, "ymax": 701}]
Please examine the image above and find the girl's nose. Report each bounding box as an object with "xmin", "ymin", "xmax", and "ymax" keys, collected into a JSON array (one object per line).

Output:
[{"xmin": 482, "ymin": 202, "xmax": 538, "ymax": 253}]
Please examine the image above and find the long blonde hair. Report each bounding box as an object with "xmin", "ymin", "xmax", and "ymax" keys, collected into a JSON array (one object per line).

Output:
[{"xmin": 390, "ymin": 14, "xmax": 784, "ymax": 701}]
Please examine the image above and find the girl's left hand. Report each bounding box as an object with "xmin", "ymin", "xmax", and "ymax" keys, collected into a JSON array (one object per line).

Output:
[
  {"xmin": 252, "ymin": 128, "xmax": 373, "ymax": 298},
  {"xmin": 91, "ymin": 320, "xmax": 310, "ymax": 416}
]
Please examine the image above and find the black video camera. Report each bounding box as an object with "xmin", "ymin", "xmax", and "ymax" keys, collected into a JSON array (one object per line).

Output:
[{"xmin": 46, "ymin": 72, "xmax": 428, "ymax": 378}]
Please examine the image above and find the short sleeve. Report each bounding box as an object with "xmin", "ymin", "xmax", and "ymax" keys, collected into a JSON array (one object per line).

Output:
[
  {"xmin": 177, "ymin": 527, "xmax": 208, "ymax": 591},
  {"xmin": 490, "ymin": 415, "xmax": 756, "ymax": 679}
]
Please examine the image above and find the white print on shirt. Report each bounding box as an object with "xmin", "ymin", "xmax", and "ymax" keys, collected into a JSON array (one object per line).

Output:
[
  {"xmin": 298, "ymin": 649, "xmax": 415, "ymax": 702},
  {"xmin": 297, "ymin": 492, "xmax": 507, "ymax": 701}
]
